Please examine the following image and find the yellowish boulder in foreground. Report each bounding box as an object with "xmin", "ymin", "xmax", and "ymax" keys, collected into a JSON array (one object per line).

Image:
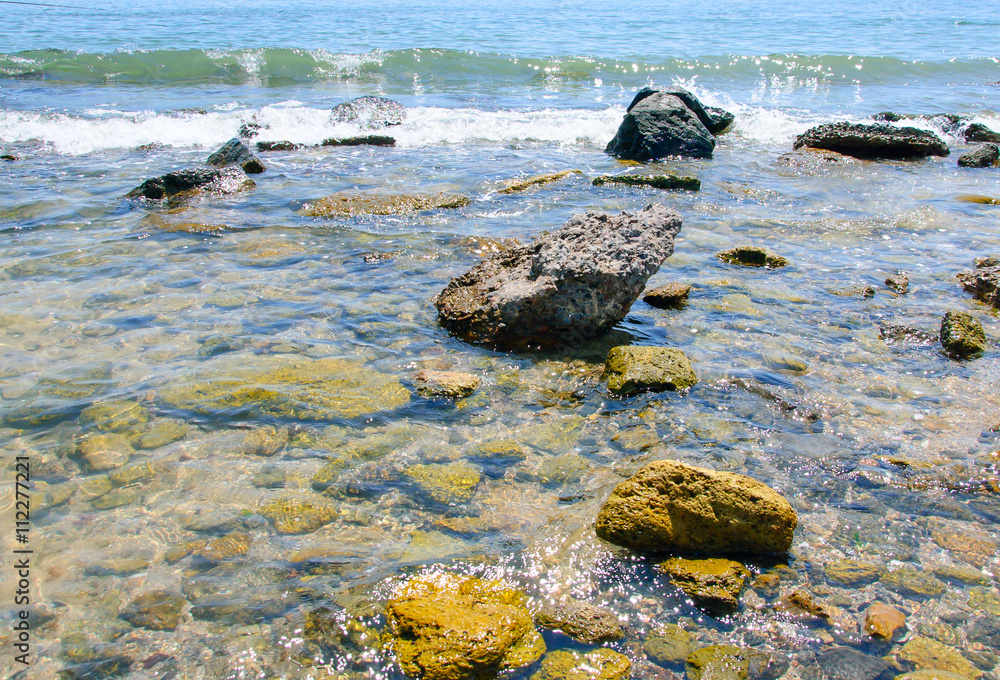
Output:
[
  {"xmin": 385, "ymin": 573, "xmax": 545, "ymax": 680},
  {"xmin": 595, "ymin": 460, "xmax": 797, "ymax": 555}
]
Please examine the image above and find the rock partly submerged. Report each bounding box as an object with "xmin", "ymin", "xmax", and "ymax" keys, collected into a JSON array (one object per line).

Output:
[
  {"xmin": 595, "ymin": 460, "xmax": 797, "ymax": 556},
  {"xmin": 940, "ymin": 311, "xmax": 986, "ymax": 359},
  {"xmin": 206, "ymin": 138, "xmax": 266, "ymax": 174},
  {"xmin": 330, "ymin": 96, "xmax": 405, "ymax": 129},
  {"xmin": 435, "ymin": 203, "xmax": 682, "ymax": 349},
  {"xmin": 126, "ymin": 167, "xmax": 255, "ymax": 200},
  {"xmin": 793, "ymin": 122, "xmax": 949, "ymax": 160},
  {"xmin": 592, "ymin": 173, "xmax": 701, "ymax": 191},
  {"xmin": 958, "ymin": 143, "xmax": 999, "ymax": 168},
  {"xmin": 533, "ymin": 600, "xmax": 623, "ymax": 644},
  {"xmin": 603, "ymin": 345, "xmax": 697, "ymax": 395},
  {"xmin": 384, "ymin": 573, "xmax": 545, "ymax": 680},
  {"xmin": 496, "ymin": 170, "xmax": 581, "ymax": 194},
  {"xmin": 958, "ymin": 257, "xmax": 1000, "ymax": 309},
  {"xmin": 606, "ymin": 87, "xmax": 733, "ymax": 161},
  {"xmin": 298, "ymin": 192, "xmax": 470, "ymax": 217}
]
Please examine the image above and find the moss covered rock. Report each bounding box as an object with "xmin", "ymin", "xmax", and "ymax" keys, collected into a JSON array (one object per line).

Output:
[
  {"xmin": 604, "ymin": 345, "xmax": 697, "ymax": 395},
  {"xmin": 385, "ymin": 573, "xmax": 545, "ymax": 680},
  {"xmin": 895, "ymin": 637, "xmax": 981, "ymax": 679},
  {"xmin": 134, "ymin": 418, "xmax": 189, "ymax": 449},
  {"xmin": 78, "ymin": 433, "xmax": 134, "ymax": 471},
  {"xmin": 881, "ymin": 568, "xmax": 946, "ymax": 598},
  {"xmin": 717, "ymin": 246, "xmax": 788, "ymax": 269},
  {"xmin": 530, "ymin": 649, "xmax": 631, "ymax": 680},
  {"xmin": 415, "ymin": 370, "xmax": 481, "ymax": 398},
  {"xmin": 659, "ymin": 557, "xmax": 751, "ymax": 615},
  {"xmin": 78, "ymin": 400, "xmax": 150, "ymax": 437},
  {"xmin": 686, "ymin": 645, "xmax": 749, "ymax": 680},
  {"xmin": 120, "ymin": 590, "xmax": 186, "ymax": 631},
  {"xmin": 940, "ymin": 311, "xmax": 986, "ymax": 359},
  {"xmin": 534, "ymin": 600, "xmax": 623, "ymax": 644},
  {"xmin": 644, "ymin": 624, "xmax": 694, "ymax": 666},
  {"xmin": 298, "ymin": 192, "xmax": 470, "ymax": 217},
  {"xmin": 259, "ymin": 494, "xmax": 338, "ymax": 534},
  {"xmin": 592, "ymin": 173, "xmax": 700, "ymax": 191},
  {"xmin": 824, "ymin": 560, "xmax": 884, "ymax": 586},
  {"xmin": 497, "ymin": 170, "xmax": 581, "ymax": 194},
  {"xmin": 595, "ymin": 460, "xmax": 797, "ymax": 555},
  {"xmin": 157, "ymin": 356, "xmax": 410, "ymax": 421},
  {"xmin": 239, "ymin": 425, "xmax": 289, "ymax": 456},
  {"xmin": 405, "ymin": 461, "xmax": 481, "ymax": 505}
]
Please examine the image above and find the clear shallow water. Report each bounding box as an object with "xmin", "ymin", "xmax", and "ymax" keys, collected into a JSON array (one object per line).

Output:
[{"xmin": 1, "ymin": 2, "xmax": 1000, "ymax": 679}]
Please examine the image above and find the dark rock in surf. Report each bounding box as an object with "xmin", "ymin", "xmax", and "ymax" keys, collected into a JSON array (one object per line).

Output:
[
  {"xmin": 207, "ymin": 138, "xmax": 266, "ymax": 174},
  {"xmin": 321, "ymin": 135, "xmax": 396, "ymax": 147},
  {"xmin": 330, "ymin": 96, "xmax": 405, "ymax": 129},
  {"xmin": 940, "ymin": 311, "xmax": 986, "ymax": 359},
  {"xmin": 626, "ymin": 87, "xmax": 734, "ymax": 135},
  {"xmin": 435, "ymin": 203, "xmax": 682, "ymax": 349},
  {"xmin": 958, "ymin": 257, "xmax": 1000, "ymax": 309},
  {"xmin": 126, "ymin": 167, "xmax": 255, "ymax": 200},
  {"xmin": 793, "ymin": 122, "xmax": 949, "ymax": 160},
  {"xmin": 606, "ymin": 89, "xmax": 722, "ymax": 160},
  {"xmin": 256, "ymin": 141, "xmax": 305, "ymax": 152},
  {"xmin": 958, "ymin": 144, "xmax": 999, "ymax": 168},
  {"xmin": 872, "ymin": 112, "xmax": 904, "ymax": 123},
  {"xmin": 964, "ymin": 123, "xmax": 1000, "ymax": 144}
]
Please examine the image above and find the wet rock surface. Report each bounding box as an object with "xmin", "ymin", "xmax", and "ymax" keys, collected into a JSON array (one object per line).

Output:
[
  {"xmin": 958, "ymin": 257, "xmax": 1000, "ymax": 309},
  {"xmin": 435, "ymin": 203, "xmax": 682, "ymax": 349},
  {"xmin": 603, "ymin": 345, "xmax": 697, "ymax": 395},
  {"xmin": 533, "ymin": 600, "xmax": 623, "ymax": 643},
  {"xmin": 531, "ymin": 649, "xmax": 631, "ymax": 680},
  {"xmin": 686, "ymin": 645, "xmax": 749, "ymax": 680},
  {"xmin": 595, "ymin": 460, "xmax": 797, "ymax": 555},
  {"xmin": 321, "ymin": 134, "xmax": 397, "ymax": 146},
  {"xmin": 299, "ymin": 191, "xmax": 470, "ymax": 217},
  {"xmin": 592, "ymin": 173, "xmax": 701, "ymax": 191},
  {"xmin": 206, "ymin": 137, "xmax": 266, "ymax": 174},
  {"xmin": 385, "ymin": 573, "xmax": 545, "ymax": 680},
  {"xmin": 964, "ymin": 122, "xmax": 1000, "ymax": 143},
  {"xmin": 940, "ymin": 311, "xmax": 986, "ymax": 359},
  {"xmin": 643, "ymin": 282, "xmax": 692, "ymax": 307},
  {"xmin": 414, "ymin": 369, "xmax": 481, "ymax": 398},
  {"xmin": 126, "ymin": 166, "xmax": 255, "ymax": 200},
  {"xmin": 659, "ymin": 556, "xmax": 750, "ymax": 615},
  {"xmin": 497, "ymin": 170, "xmax": 581, "ymax": 194},
  {"xmin": 793, "ymin": 122, "xmax": 950, "ymax": 159},
  {"xmin": 717, "ymin": 246, "xmax": 788, "ymax": 268},
  {"xmin": 815, "ymin": 646, "xmax": 895, "ymax": 680},
  {"xmin": 606, "ymin": 88, "xmax": 720, "ymax": 160},
  {"xmin": 957, "ymin": 144, "xmax": 999, "ymax": 168},
  {"xmin": 120, "ymin": 590, "xmax": 187, "ymax": 631}
]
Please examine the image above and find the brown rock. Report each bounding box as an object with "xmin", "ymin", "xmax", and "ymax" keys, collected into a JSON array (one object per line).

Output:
[
  {"xmin": 643, "ymin": 282, "xmax": 692, "ymax": 308},
  {"xmin": 863, "ymin": 603, "xmax": 906, "ymax": 639},
  {"xmin": 415, "ymin": 370, "xmax": 481, "ymax": 398}
]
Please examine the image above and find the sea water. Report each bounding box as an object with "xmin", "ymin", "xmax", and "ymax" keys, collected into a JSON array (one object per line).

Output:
[{"xmin": 1, "ymin": 1, "xmax": 999, "ymax": 678}]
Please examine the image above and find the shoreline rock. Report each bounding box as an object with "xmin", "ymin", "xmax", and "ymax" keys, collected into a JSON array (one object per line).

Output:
[
  {"xmin": 603, "ymin": 345, "xmax": 697, "ymax": 395},
  {"xmin": 958, "ymin": 144, "xmax": 999, "ymax": 168},
  {"xmin": 126, "ymin": 167, "xmax": 255, "ymax": 200},
  {"xmin": 958, "ymin": 257, "xmax": 1000, "ymax": 308},
  {"xmin": 321, "ymin": 135, "xmax": 396, "ymax": 147},
  {"xmin": 435, "ymin": 203, "xmax": 682, "ymax": 349},
  {"xmin": 298, "ymin": 192, "xmax": 470, "ymax": 217},
  {"xmin": 793, "ymin": 122, "xmax": 949, "ymax": 160},
  {"xmin": 717, "ymin": 246, "xmax": 788, "ymax": 268},
  {"xmin": 940, "ymin": 311, "xmax": 986, "ymax": 359},
  {"xmin": 330, "ymin": 96, "xmax": 405, "ymax": 129},
  {"xmin": 643, "ymin": 282, "xmax": 692, "ymax": 307},
  {"xmin": 592, "ymin": 173, "xmax": 700, "ymax": 191},
  {"xmin": 206, "ymin": 138, "xmax": 266, "ymax": 174},
  {"xmin": 497, "ymin": 170, "xmax": 581, "ymax": 194},
  {"xmin": 595, "ymin": 460, "xmax": 797, "ymax": 555},
  {"xmin": 606, "ymin": 87, "xmax": 732, "ymax": 160}
]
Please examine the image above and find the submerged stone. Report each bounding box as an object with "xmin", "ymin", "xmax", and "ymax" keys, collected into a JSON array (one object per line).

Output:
[
  {"xmin": 259, "ymin": 494, "xmax": 338, "ymax": 534},
  {"xmin": 436, "ymin": 204, "xmax": 682, "ymax": 349},
  {"xmin": 881, "ymin": 568, "xmax": 946, "ymax": 598},
  {"xmin": 686, "ymin": 645, "xmax": 749, "ymax": 680},
  {"xmin": 595, "ymin": 460, "xmax": 797, "ymax": 555},
  {"xmin": 533, "ymin": 600, "xmax": 623, "ymax": 644},
  {"xmin": 824, "ymin": 560, "xmax": 884, "ymax": 586},
  {"xmin": 120, "ymin": 590, "xmax": 186, "ymax": 631},
  {"xmin": 940, "ymin": 311, "xmax": 986, "ymax": 359},
  {"xmin": 414, "ymin": 369, "xmax": 481, "ymax": 398},
  {"xmin": 405, "ymin": 461, "xmax": 481, "ymax": 505},
  {"xmin": 92, "ymin": 487, "xmax": 141, "ymax": 509},
  {"xmin": 156, "ymin": 356, "xmax": 410, "ymax": 421},
  {"xmin": 659, "ymin": 557, "xmax": 750, "ymax": 615},
  {"xmin": 964, "ymin": 123, "xmax": 1000, "ymax": 143},
  {"xmin": 238, "ymin": 425, "xmax": 289, "ymax": 456},
  {"xmin": 298, "ymin": 191, "xmax": 470, "ymax": 217},
  {"xmin": 78, "ymin": 433, "xmax": 134, "ymax": 471},
  {"xmin": 895, "ymin": 637, "xmax": 981, "ymax": 679},
  {"xmin": 592, "ymin": 173, "xmax": 700, "ymax": 191},
  {"xmin": 864, "ymin": 602, "xmax": 906, "ymax": 639},
  {"xmin": 134, "ymin": 418, "xmax": 189, "ymax": 449},
  {"xmin": 885, "ymin": 272, "xmax": 910, "ymax": 295},
  {"xmin": 717, "ymin": 246, "xmax": 788, "ymax": 268},
  {"xmin": 78, "ymin": 400, "xmax": 150, "ymax": 436},
  {"xmin": 603, "ymin": 345, "xmax": 697, "ymax": 395},
  {"xmin": 385, "ymin": 573, "xmax": 545, "ymax": 680},
  {"xmin": 531, "ymin": 649, "xmax": 631, "ymax": 680},
  {"xmin": 497, "ymin": 170, "xmax": 581, "ymax": 194},
  {"xmin": 644, "ymin": 624, "xmax": 694, "ymax": 666},
  {"xmin": 815, "ymin": 647, "xmax": 895, "ymax": 680},
  {"xmin": 793, "ymin": 122, "xmax": 949, "ymax": 160}
]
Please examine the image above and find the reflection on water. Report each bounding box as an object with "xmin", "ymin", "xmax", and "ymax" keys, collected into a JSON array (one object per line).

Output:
[{"xmin": 1, "ymin": 139, "xmax": 998, "ymax": 678}]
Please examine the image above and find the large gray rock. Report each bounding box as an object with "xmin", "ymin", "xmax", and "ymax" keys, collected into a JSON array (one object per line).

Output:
[
  {"xmin": 793, "ymin": 122, "xmax": 949, "ymax": 160},
  {"xmin": 330, "ymin": 96, "xmax": 405, "ymax": 129},
  {"xmin": 958, "ymin": 144, "xmax": 999, "ymax": 168},
  {"xmin": 207, "ymin": 138, "xmax": 265, "ymax": 174},
  {"xmin": 126, "ymin": 167, "xmax": 255, "ymax": 200},
  {"xmin": 626, "ymin": 87, "xmax": 734, "ymax": 135},
  {"xmin": 435, "ymin": 204, "xmax": 682, "ymax": 349},
  {"xmin": 606, "ymin": 90, "xmax": 718, "ymax": 160}
]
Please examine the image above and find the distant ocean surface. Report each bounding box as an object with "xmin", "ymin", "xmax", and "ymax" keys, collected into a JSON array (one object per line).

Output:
[{"xmin": 2, "ymin": 2, "xmax": 1000, "ymax": 679}]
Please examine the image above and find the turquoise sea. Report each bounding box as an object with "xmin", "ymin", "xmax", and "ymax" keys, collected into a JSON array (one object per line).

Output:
[{"xmin": 1, "ymin": 1, "xmax": 999, "ymax": 678}]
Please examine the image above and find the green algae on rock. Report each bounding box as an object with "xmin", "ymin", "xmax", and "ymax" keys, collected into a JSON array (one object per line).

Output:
[
  {"xmin": 595, "ymin": 460, "xmax": 797, "ymax": 555},
  {"xmin": 533, "ymin": 600, "xmax": 623, "ymax": 644},
  {"xmin": 405, "ymin": 461, "xmax": 482, "ymax": 505},
  {"xmin": 717, "ymin": 246, "xmax": 788, "ymax": 269},
  {"xmin": 604, "ymin": 345, "xmax": 698, "ymax": 395},
  {"xmin": 644, "ymin": 624, "xmax": 694, "ymax": 666},
  {"xmin": 157, "ymin": 356, "xmax": 410, "ymax": 421},
  {"xmin": 414, "ymin": 369, "xmax": 481, "ymax": 398},
  {"xmin": 239, "ymin": 425, "xmax": 289, "ymax": 456},
  {"xmin": 940, "ymin": 311, "xmax": 986, "ymax": 359},
  {"xmin": 895, "ymin": 637, "xmax": 982, "ymax": 679},
  {"xmin": 686, "ymin": 645, "xmax": 750, "ymax": 680},
  {"xmin": 592, "ymin": 173, "xmax": 700, "ymax": 191},
  {"xmin": 659, "ymin": 556, "xmax": 751, "ymax": 615},
  {"xmin": 259, "ymin": 494, "xmax": 338, "ymax": 534},
  {"xmin": 385, "ymin": 573, "xmax": 545, "ymax": 680},
  {"xmin": 530, "ymin": 649, "xmax": 631, "ymax": 680},
  {"xmin": 298, "ymin": 191, "xmax": 470, "ymax": 217},
  {"xmin": 120, "ymin": 590, "xmax": 187, "ymax": 631},
  {"xmin": 77, "ymin": 433, "xmax": 134, "ymax": 471},
  {"xmin": 78, "ymin": 400, "xmax": 150, "ymax": 436},
  {"xmin": 497, "ymin": 169, "xmax": 581, "ymax": 194}
]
